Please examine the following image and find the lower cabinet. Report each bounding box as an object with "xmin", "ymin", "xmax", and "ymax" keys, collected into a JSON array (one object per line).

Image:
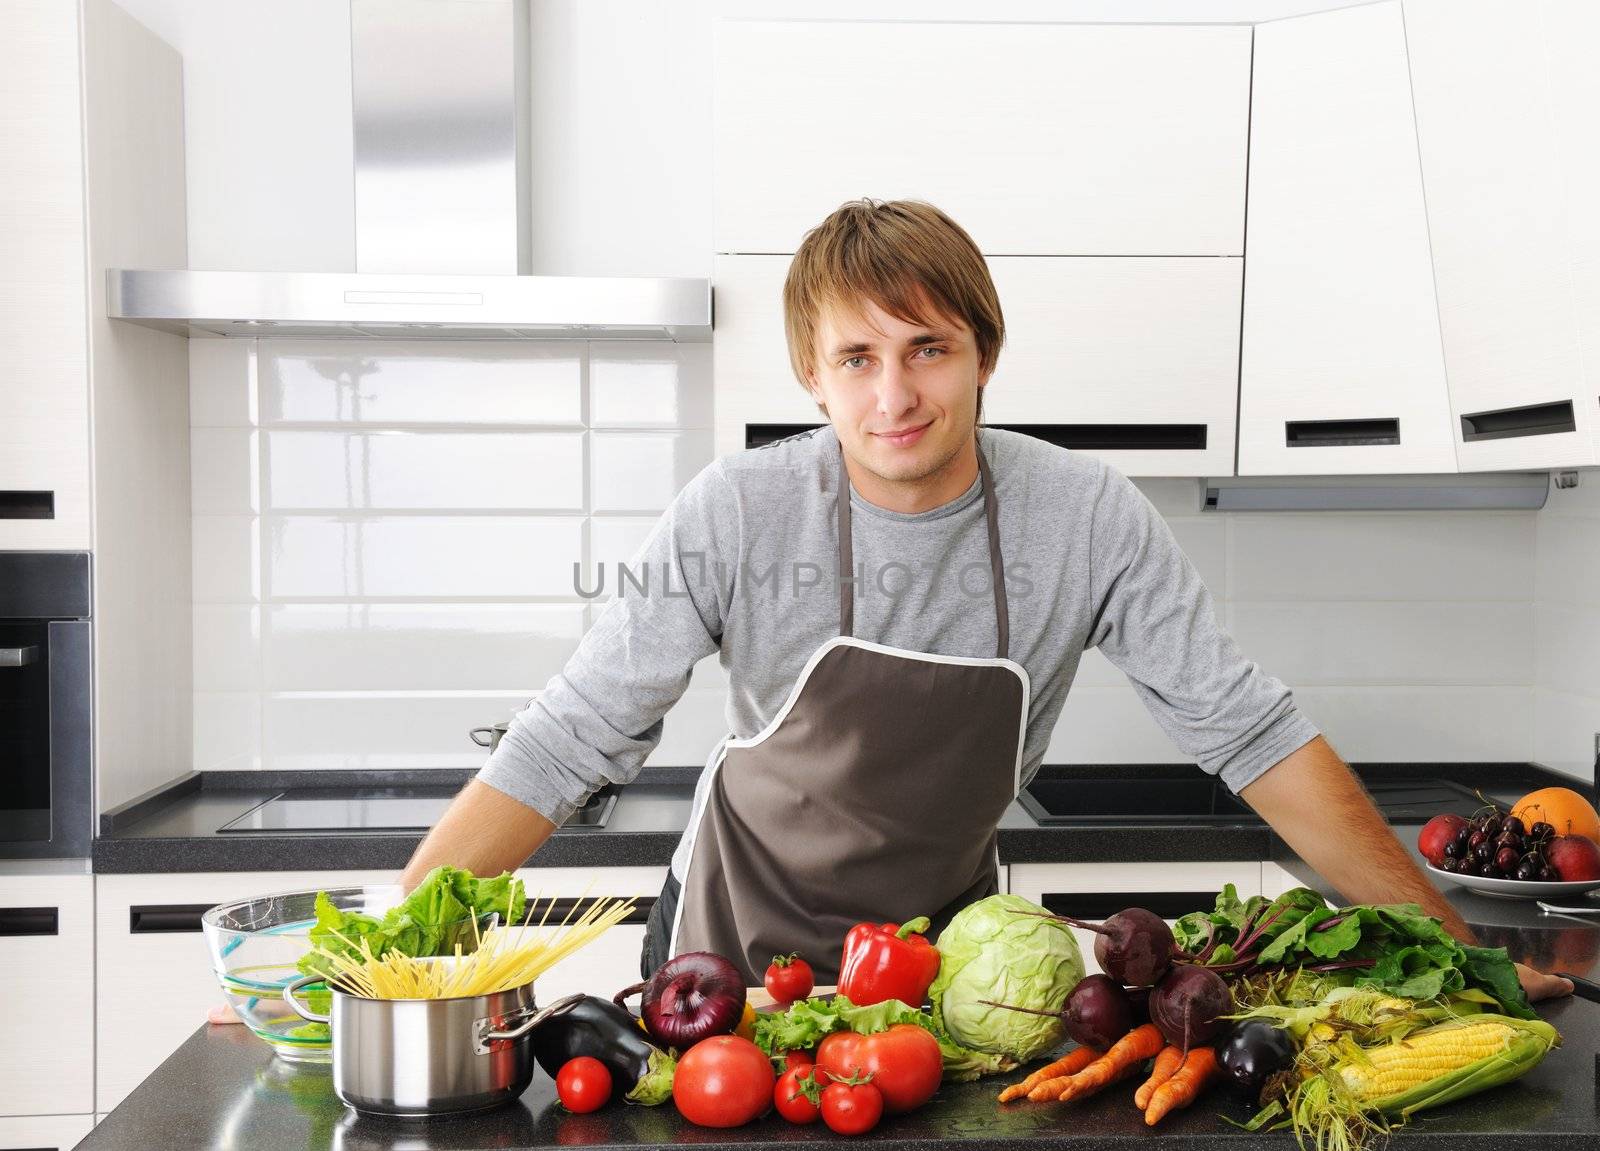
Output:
[
  {"xmin": 93, "ymin": 869, "xmax": 393, "ymax": 1113},
  {"xmin": 93, "ymin": 866, "xmax": 668, "ymax": 1112},
  {"xmin": 1007, "ymin": 861, "xmax": 1262, "ymax": 976},
  {"xmin": 0, "ymin": 1115, "xmax": 95, "ymax": 1151},
  {"xmin": 0, "ymin": 871, "xmax": 94, "ymax": 1119}
]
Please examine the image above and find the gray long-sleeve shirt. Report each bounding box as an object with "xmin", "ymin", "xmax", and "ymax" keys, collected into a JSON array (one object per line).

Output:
[{"xmin": 478, "ymin": 426, "xmax": 1320, "ymax": 879}]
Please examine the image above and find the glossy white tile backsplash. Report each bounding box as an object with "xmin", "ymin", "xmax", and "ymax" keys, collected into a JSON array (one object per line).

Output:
[{"xmin": 191, "ymin": 338, "xmax": 1569, "ymax": 781}]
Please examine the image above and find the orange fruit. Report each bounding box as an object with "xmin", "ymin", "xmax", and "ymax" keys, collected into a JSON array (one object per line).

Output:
[{"xmin": 1511, "ymin": 787, "xmax": 1600, "ymax": 845}]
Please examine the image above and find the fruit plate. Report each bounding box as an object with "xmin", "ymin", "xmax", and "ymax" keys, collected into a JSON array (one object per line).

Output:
[{"xmin": 1425, "ymin": 863, "xmax": 1600, "ymax": 901}]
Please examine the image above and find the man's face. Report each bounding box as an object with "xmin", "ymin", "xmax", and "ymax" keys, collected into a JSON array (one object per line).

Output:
[{"xmin": 804, "ymin": 293, "xmax": 990, "ymax": 488}]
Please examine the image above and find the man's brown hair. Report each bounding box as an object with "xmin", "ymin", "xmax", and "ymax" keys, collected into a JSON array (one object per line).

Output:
[{"xmin": 782, "ymin": 199, "xmax": 1005, "ymax": 416}]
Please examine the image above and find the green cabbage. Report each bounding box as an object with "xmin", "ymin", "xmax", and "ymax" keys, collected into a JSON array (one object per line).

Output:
[{"xmin": 929, "ymin": 894, "xmax": 1084, "ymax": 1062}]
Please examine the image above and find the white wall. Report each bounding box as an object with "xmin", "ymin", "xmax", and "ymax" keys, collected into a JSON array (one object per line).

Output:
[
  {"xmin": 113, "ymin": 0, "xmax": 1377, "ymax": 276},
  {"xmin": 189, "ymin": 336, "xmax": 1545, "ymax": 775},
  {"xmin": 1534, "ymin": 471, "xmax": 1600, "ymax": 783}
]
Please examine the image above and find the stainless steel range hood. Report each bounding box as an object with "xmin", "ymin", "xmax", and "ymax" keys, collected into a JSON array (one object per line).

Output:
[{"xmin": 109, "ymin": 0, "xmax": 710, "ymax": 341}]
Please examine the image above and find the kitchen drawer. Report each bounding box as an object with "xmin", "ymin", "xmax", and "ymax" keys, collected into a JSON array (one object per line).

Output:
[
  {"xmin": 93, "ymin": 869, "xmax": 389, "ymax": 1112},
  {"xmin": 712, "ymin": 254, "xmax": 1242, "ymax": 477},
  {"xmin": 514, "ymin": 866, "xmax": 666, "ymax": 1001},
  {"xmin": 0, "ymin": 1114, "xmax": 94, "ymax": 1151},
  {"xmin": 715, "ymin": 20, "xmax": 1250, "ymax": 257},
  {"xmin": 0, "ymin": 872, "xmax": 93, "ymax": 1118},
  {"xmin": 1006, "ymin": 862, "xmax": 1259, "ymax": 977}
]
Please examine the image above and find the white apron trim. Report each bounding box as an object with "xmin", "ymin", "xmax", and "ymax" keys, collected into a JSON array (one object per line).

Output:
[{"xmin": 668, "ymin": 738, "xmax": 726, "ymax": 958}]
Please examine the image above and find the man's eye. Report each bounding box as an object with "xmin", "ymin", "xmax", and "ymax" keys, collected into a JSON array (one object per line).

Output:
[
  {"xmin": 843, "ymin": 356, "xmax": 868, "ymax": 370},
  {"xmin": 917, "ymin": 346, "xmax": 943, "ymax": 359}
]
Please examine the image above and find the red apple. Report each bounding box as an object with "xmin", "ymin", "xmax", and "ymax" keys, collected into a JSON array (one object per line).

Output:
[
  {"xmin": 1418, "ymin": 813, "xmax": 1470, "ymax": 867},
  {"xmin": 1546, "ymin": 834, "xmax": 1600, "ymax": 882}
]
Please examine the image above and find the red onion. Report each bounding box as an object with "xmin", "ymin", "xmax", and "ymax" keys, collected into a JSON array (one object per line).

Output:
[{"xmin": 614, "ymin": 951, "xmax": 747, "ymax": 1049}]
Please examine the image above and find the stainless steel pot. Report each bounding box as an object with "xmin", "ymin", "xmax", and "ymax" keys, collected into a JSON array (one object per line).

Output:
[
  {"xmin": 469, "ymin": 722, "xmax": 509, "ymax": 752},
  {"xmin": 285, "ymin": 974, "xmax": 581, "ymax": 1117}
]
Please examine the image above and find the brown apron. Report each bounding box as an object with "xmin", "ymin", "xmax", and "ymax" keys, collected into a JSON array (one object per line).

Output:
[{"xmin": 671, "ymin": 437, "xmax": 1031, "ymax": 985}]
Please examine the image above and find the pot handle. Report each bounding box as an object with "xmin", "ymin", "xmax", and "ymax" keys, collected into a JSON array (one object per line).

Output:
[
  {"xmin": 468, "ymin": 726, "xmax": 497, "ymax": 748},
  {"xmin": 474, "ymin": 991, "xmax": 585, "ymax": 1054},
  {"xmin": 283, "ymin": 973, "xmax": 332, "ymax": 1023}
]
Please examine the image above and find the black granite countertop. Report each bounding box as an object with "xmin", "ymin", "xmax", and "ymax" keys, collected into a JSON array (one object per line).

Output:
[{"xmin": 90, "ymin": 762, "xmax": 1586, "ymax": 875}]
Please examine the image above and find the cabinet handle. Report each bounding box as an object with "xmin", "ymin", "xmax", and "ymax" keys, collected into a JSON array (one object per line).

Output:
[
  {"xmin": 1285, "ymin": 418, "xmax": 1400, "ymax": 448},
  {"xmin": 129, "ymin": 904, "xmax": 213, "ymax": 934},
  {"xmin": 0, "ymin": 490, "xmax": 55, "ymax": 520},
  {"xmin": 1460, "ymin": 399, "xmax": 1576, "ymax": 442},
  {"xmin": 0, "ymin": 646, "xmax": 40, "ymax": 668},
  {"xmin": 744, "ymin": 423, "xmax": 1210, "ymax": 452},
  {"xmin": 1040, "ymin": 892, "xmax": 1216, "ymax": 920},
  {"xmin": 537, "ymin": 897, "xmax": 655, "ymax": 926},
  {"xmin": 0, "ymin": 906, "xmax": 59, "ymax": 937}
]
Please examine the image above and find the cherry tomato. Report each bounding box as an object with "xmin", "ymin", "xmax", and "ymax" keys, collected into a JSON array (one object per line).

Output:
[
  {"xmin": 779, "ymin": 1049, "xmax": 815, "ymax": 1073},
  {"xmin": 672, "ymin": 1035, "xmax": 775, "ymax": 1128},
  {"xmin": 763, "ymin": 953, "xmax": 815, "ymax": 1005},
  {"xmin": 773, "ymin": 1067, "xmax": 821, "ymax": 1125},
  {"xmin": 555, "ymin": 1056, "xmax": 612, "ymax": 1114},
  {"xmin": 820, "ymin": 1075, "xmax": 883, "ymax": 1136},
  {"xmin": 816, "ymin": 1023, "xmax": 941, "ymax": 1114}
]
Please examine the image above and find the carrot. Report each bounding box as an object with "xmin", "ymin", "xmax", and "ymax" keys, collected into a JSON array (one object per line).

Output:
[
  {"xmin": 1133, "ymin": 1044, "xmax": 1184, "ymax": 1110},
  {"xmin": 1028, "ymin": 1023, "xmax": 1164, "ymax": 1103},
  {"xmin": 997, "ymin": 1045, "xmax": 1102, "ymax": 1103},
  {"xmin": 1144, "ymin": 1046, "xmax": 1220, "ymax": 1126}
]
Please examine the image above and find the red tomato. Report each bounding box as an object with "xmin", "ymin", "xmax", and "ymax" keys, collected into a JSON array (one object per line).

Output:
[
  {"xmin": 779, "ymin": 1049, "xmax": 815, "ymax": 1073},
  {"xmin": 773, "ymin": 1067, "xmax": 821, "ymax": 1125},
  {"xmin": 555, "ymin": 1056, "xmax": 612, "ymax": 1114},
  {"xmin": 672, "ymin": 1035, "xmax": 775, "ymax": 1128},
  {"xmin": 764, "ymin": 953, "xmax": 815, "ymax": 1005},
  {"xmin": 820, "ymin": 1076, "xmax": 883, "ymax": 1136},
  {"xmin": 816, "ymin": 1024, "xmax": 942, "ymax": 1114}
]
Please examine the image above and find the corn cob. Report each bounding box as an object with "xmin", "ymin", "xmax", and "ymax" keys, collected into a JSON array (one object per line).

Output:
[{"xmin": 1334, "ymin": 1014, "xmax": 1558, "ymax": 1119}]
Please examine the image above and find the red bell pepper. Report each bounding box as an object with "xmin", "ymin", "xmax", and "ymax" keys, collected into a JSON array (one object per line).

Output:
[{"xmin": 837, "ymin": 917, "xmax": 941, "ymax": 1007}]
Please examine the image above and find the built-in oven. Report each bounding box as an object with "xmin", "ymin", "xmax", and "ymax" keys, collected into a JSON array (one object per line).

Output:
[{"xmin": 0, "ymin": 552, "xmax": 92, "ymax": 858}]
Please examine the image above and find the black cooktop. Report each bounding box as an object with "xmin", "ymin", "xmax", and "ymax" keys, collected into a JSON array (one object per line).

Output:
[
  {"xmin": 216, "ymin": 786, "xmax": 616, "ymax": 834},
  {"xmin": 1020, "ymin": 775, "xmax": 1486, "ymax": 826}
]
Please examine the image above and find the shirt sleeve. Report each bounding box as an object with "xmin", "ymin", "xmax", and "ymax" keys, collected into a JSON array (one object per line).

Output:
[
  {"xmin": 475, "ymin": 462, "xmax": 731, "ymax": 825},
  {"xmin": 1084, "ymin": 461, "xmax": 1320, "ymax": 793}
]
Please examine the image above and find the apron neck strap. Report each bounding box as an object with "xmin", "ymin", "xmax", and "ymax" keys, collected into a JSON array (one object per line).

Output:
[{"xmin": 836, "ymin": 433, "xmax": 1010, "ymax": 660}]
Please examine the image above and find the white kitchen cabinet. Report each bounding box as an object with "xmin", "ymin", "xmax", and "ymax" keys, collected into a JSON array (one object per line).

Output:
[
  {"xmin": 93, "ymin": 869, "xmax": 391, "ymax": 1112},
  {"xmin": 0, "ymin": 871, "xmax": 94, "ymax": 1118},
  {"xmin": 1404, "ymin": 0, "xmax": 1595, "ymax": 471},
  {"xmin": 713, "ymin": 255, "xmax": 1241, "ymax": 476},
  {"xmin": 93, "ymin": 867, "xmax": 664, "ymax": 1111},
  {"xmin": 1239, "ymin": 2, "xmax": 1456, "ymax": 476},
  {"xmin": 714, "ymin": 20, "xmax": 1251, "ymax": 257},
  {"xmin": 0, "ymin": 0, "xmax": 92, "ymax": 548},
  {"xmin": 1007, "ymin": 862, "xmax": 1260, "ymax": 977},
  {"xmin": 1260, "ymin": 861, "xmax": 1306, "ymax": 900},
  {"xmin": 0, "ymin": 1115, "xmax": 94, "ymax": 1151}
]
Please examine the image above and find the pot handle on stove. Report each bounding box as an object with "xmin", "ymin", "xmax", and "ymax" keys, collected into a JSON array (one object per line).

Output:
[
  {"xmin": 474, "ymin": 991, "xmax": 585, "ymax": 1053},
  {"xmin": 283, "ymin": 973, "xmax": 332, "ymax": 1023}
]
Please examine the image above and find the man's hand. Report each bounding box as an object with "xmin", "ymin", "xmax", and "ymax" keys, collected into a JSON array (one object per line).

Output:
[
  {"xmin": 208, "ymin": 1002, "xmax": 241, "ymax": 1025},
  {"xmin": 1516, "ymin": 963, "xmax": 1573, "ymax": 1002}
]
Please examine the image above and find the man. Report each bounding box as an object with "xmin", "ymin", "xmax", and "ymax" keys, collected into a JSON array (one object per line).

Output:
[{"xmin": 401, "ymin": 199, "xmax": 1569, "ymax": 999}]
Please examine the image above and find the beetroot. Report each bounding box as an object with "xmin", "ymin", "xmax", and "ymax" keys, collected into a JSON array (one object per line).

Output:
[
  {"xmin": 1051, "ymin": 908, "xmax": 1175, "ymax": 987},
  {"xmin": 1062, "ymin": 974, "xmax": 1134, "ymax": 1050},
  {"xmin": 1148, "ymin": 963, "xmax": 1231, "ymax": 1051}
]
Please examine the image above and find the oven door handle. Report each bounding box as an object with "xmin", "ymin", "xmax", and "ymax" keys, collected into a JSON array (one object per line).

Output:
[{"xmin": 0, "ymin": 646, "xmax": 39, "ymax": 667}]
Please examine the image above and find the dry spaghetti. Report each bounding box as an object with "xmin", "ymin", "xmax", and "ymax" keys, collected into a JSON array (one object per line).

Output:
[{"xmin": 306, "ymin": 893, "xmax": 636, "ymax": 1000}]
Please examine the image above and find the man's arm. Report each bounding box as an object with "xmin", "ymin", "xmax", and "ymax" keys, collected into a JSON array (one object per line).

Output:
[
  {"xmin": 399, "ymin": 780, "xmax": 557, "ymax": 890},
  {"xmin": 1240, "ymin": 735, "xmax": 1572, "ymax": 1002}
]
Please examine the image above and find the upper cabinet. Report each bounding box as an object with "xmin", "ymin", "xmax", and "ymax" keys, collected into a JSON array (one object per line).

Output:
[
  {"xmin": 713, "ymin": 21, "xmax": 1252, "ymax": 257},
  {"xmin": 0, "ymin": 0, "xmax": 92, "ymax": 547},
  {"xmin": 1239, "ymin": 2, "xmax": 1456, "ymax": 476},
  {"xmin": 1404, "ymin": 0, "xmax": 1597, "ymax": 471},
  {"xmin": 713, "ymin": 254, "xmax": 1241, "ymax": 476}
]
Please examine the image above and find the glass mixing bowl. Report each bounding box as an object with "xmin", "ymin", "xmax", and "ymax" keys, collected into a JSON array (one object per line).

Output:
[{"xmin": 202, "ymin": 885, "xmax": 404, "ymax": 1063}]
